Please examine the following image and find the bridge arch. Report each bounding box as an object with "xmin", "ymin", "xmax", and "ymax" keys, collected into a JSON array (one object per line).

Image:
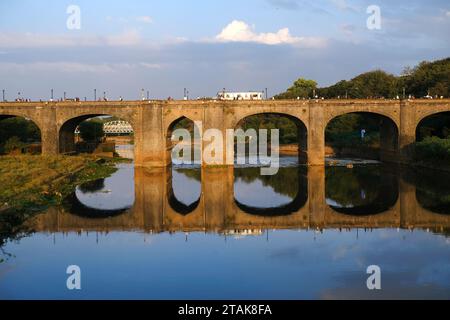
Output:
[
  {"xmin": 0, "ymin": 114, "xmax": 42, "ymax": 154},
  {"xmin": 325, "ymin": 111, "xmax": 399, "ymax": 162},
  {"xmin": 415, "ymin": 104, "xmax": 450, "ymax": 127},
  {"xmin": 0, "ymin": 112, "xmax": 43, "ymax": 130},
  {"xmin": 415, "ymin": 111, "xmax": 450, "ymax": 141},
  {"xmin": 233, "ymin": 112, "xmax": 308, "ymax": 164},
  {"xmin": 58, "ymin": 113, "xmax": 135, "ymax": 155},
  {"xmin": 165, "ymin": 116, "xmax": 202, "ymax": 166}
]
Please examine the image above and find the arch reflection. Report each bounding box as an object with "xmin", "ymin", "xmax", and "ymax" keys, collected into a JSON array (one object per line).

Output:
[
  {"xmin": 168, "ymin": 167, "xmax": 202, "ymax": 216},
  {"xmin": 326, "ymin": 166, "xmax": 398, "ymax": 216},
  {"xmin": 64, "ymin": 163, "xmax": 135, "ymax": 219},
  {"xmin": 401, "ymin": 168, "xmax": 450, "ymax": 216},
  {"xmin": 234, "ymin": 167, "xmax": 308, "ymax": 216}
]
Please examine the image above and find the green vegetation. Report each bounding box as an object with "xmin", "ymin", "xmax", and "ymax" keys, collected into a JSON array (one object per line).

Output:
[
  {"xmin": 0, "ymin": 117, "xmax": 41, "ymax": 154},
  {"xmin": 402, "ymin": 58, "xmax": 450, "ymax": 98},
  {"xmin": 414, "ymin": 114, "xmax": 450, "ymax": 169},
  {"xmin": 275, "ymin": 57, "xmax": 450, "ymax": 99},
  {"xmin": 274, "ymin": 78, "xmax": 317, "ymax": 99},
  {"xmin": 415, "ymin": 137, "xmax": 450, "ymax": 162},
  {"xmin": 319, "ymin": 70, "xmax": 398, "ymax": 99}
]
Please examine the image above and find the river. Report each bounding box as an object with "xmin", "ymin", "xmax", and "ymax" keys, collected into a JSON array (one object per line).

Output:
[{"xmin": 0, "ymin": 149, "xmax": 449, "ymax": 299}]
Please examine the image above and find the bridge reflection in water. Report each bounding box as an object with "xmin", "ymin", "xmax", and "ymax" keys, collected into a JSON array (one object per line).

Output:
[{"xmin": 29, "ymin": 164, "xmax": 450, "ymax": 235}]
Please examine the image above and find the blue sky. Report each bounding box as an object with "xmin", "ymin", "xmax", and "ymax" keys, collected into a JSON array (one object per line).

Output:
[{"xmin": 0, "ymin": 0, "xmax": 449, "ymax": 100}]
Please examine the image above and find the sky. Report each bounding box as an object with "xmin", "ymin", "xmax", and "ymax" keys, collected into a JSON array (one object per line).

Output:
[{"xmin": 0, "ymin": 0, "xmax": 449, "ymax": 100}]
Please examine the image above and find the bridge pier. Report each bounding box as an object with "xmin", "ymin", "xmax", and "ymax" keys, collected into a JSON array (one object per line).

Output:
[
  {"xmin": 308, "ymin": 103, "xmax": 326, "ymax": 166},
  {"xmin": 399, "ymin": 100, "xmax": 417, "ymax": 164},
  {"xmin": 135, "ymin": 104, "xmax": 166, "ymax": 167}
]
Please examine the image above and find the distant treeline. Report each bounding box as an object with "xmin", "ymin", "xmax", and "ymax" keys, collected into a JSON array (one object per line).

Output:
[{"xmin": 275, "ymin": 57, "xmax": 450, "ymax": 99}]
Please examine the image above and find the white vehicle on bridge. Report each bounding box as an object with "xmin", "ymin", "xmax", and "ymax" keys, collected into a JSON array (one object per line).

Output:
[{"xmin": 217, "ymin": 91, "xmax": 263, "ymax": 101}]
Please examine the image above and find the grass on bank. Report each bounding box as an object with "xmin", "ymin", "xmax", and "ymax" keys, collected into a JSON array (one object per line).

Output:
[{"xmin": 0, "ymin": 155, "xmax": 119, "ymax": 214}]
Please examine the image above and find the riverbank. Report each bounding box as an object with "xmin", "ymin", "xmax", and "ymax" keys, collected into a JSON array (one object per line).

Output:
[{"xmin": 0, "ymin": 155, "xmax": 120, "ymax": 215}]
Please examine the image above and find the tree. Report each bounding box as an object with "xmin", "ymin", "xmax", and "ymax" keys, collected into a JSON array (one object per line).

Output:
[
  {"xmin": 78, "ymin": 121, "xmax": 104, "ymax": 142},
  {"xmin": 275, "ymin": 78, "xmax": 317, "ymax": 99},
  {"xmin": 404, "ymin": 58, "xmax": 450, "ymax": 98},
  {"xmin": 345, "ymin": 70, "xmax": 399, "ymax": 99}
]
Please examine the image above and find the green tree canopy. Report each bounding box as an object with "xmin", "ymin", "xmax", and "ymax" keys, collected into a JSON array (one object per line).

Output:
[
  {"xmin": 319, "ymin": 70, "xmax": 399, "ymax": 99},
  {"xmin": 275, "ymin": 78, "xmax": 317, "ymax": 99},
  {"xmin": 275, "ymin": 57, "xmax": 449, "ymax": 99},
  {"xmin": 403, "ymin": 58, "xmax": 450, "ymax": 98}
]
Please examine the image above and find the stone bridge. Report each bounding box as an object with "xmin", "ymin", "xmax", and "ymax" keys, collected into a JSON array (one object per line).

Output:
[
  {"xmin": 1, "ymin": 99, "xmax": 450, "ymax": 166},
  {"xmin": 30, "ymin": 166, "xmax": 450, "ymax": 234}
]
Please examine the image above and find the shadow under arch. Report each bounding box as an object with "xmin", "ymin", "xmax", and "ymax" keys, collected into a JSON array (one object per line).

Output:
[
  {"xmin": 0, "ymin": 114, "xmax": 42, "ymax": 154},
  {"xmin": 58, "ymin": 114, "xmax": 134, "ymax": 155},
  {"xmin": 325, "ymin": 112, "xmax": 399, "ymax": 162},
  {"xmin": 234, "ymin": 112, "xmax": 308, "ymax": 164},
  {"xmin": 326, "ymin": 166, "xmax": 399, "ymax": 216},
  {"xmin": 234, "ymin": 167, "xmax": 308, "ymax": 217}
]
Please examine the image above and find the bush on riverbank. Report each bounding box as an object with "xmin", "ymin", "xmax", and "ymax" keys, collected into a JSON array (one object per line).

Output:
[{"xmin": 415, "ymin": 137, "xmax": 450, "ymax": 162}]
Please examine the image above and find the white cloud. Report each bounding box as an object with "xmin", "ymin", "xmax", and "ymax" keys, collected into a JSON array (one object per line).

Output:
[
  {"xmin": 215, "ymin": 20, "xmax": 327, "ymax": 47},
  {"xmin": 136, "ymin": 16, "xmax": 153, "ymax": 24},
  {"xmin": 446, "ymin": 11, "xmax": 450, "ymax": 17}
]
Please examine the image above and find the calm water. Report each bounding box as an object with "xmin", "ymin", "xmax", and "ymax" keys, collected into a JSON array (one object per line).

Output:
[{"xmin": 1, "ymin": 155, "xmax": 450, "ymax": 300}]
